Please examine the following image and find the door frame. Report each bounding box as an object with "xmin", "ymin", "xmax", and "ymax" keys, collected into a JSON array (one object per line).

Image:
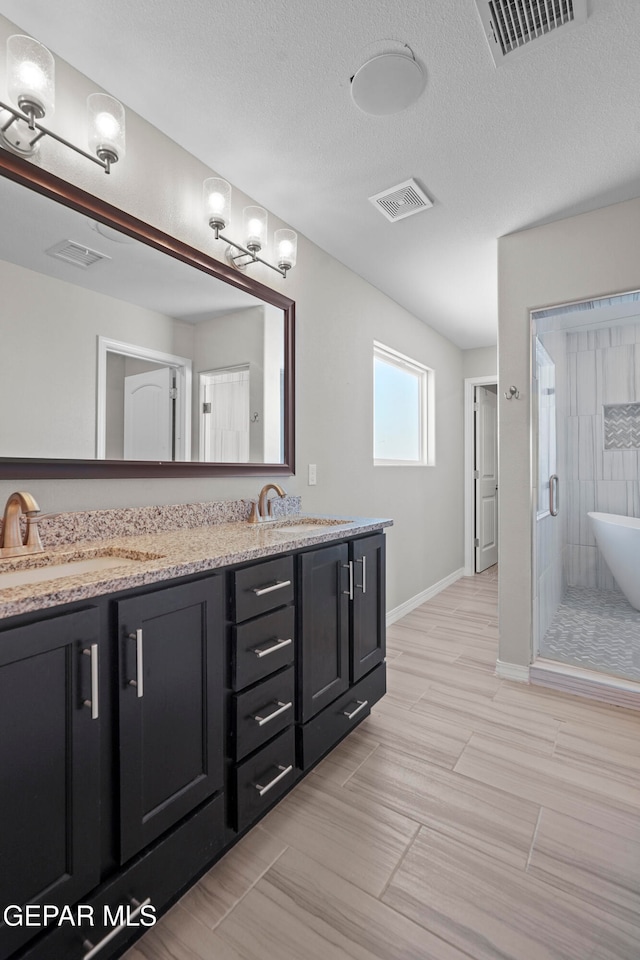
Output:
[
  {"xmin": 96, "ymin": 337, "xmax": 192, "ymax": 460},
  {"xmin": 464, "ymin": 375, "xmax": 498, "ymax": 576}
]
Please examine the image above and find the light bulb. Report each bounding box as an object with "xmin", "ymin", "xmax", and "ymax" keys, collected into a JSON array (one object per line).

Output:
[
  {"xmin": 208, "ymin": 192, "xmax": 225, "ymax": 214},
  {"xmin": 278, "ymin": 240, "xmax": 293, "ymax": 258},
  {"xmin": 95, "ymin": 111, "xmax": 120, "ymax": 139},
  {"xmin": 249, "ymin": 218, "xmax": 263, "ymax": 237},
  {"xmin": 17, "ymin": 60, "xmax": 46, "ymax": 93}
]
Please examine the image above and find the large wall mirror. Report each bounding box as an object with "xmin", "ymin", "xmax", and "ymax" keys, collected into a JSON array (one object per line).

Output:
[{"xmin": 0, "ymin": 153, "xmax": 295, "ymax": 478}]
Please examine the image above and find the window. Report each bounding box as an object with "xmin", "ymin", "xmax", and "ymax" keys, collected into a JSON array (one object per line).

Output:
[{"xmin": 373, "ymin": 341, "xmax": 434, "ymax": 465}]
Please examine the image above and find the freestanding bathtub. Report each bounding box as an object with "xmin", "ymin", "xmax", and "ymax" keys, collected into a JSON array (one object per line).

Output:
[{"xmin": 588, "ymin": 512, "xmax": 640, "ymax": 611}]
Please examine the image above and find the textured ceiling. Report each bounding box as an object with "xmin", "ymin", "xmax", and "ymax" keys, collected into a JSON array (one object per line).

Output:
[{"xmin": 1, "ymin": 0, "xmax": 639, "ymax": 347}]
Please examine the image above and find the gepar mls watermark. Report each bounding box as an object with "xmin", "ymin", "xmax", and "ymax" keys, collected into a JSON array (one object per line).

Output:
[{"xmin": 3, "ymin": 902, "xmax": 157, "ymax": 928}]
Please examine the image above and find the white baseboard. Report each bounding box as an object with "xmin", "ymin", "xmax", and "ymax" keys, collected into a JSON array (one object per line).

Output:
[
  {"xmin": 386, "ymin": 568, "xmax": 466, "ymax": 626},
  {"xmin": 495, "ymin": 659, "xmax": 530, "ymax": 683}
]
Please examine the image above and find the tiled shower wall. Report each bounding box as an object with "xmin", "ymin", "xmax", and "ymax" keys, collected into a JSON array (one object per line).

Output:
[
  {"xmin": 536, "ymin": 330, "xmax": 567, "ymax": 645},
  {"xmin": 566, "ymin": 322, "xmax": 640, "ymax": 590}
]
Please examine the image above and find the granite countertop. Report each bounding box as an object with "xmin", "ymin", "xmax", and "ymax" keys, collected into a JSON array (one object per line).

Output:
[{"xmin": 0, "ymin": 514, "xmax": 392, "ymax": 620}]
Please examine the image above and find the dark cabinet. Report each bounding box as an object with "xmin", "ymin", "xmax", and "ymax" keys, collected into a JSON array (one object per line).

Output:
[
  {"xmin": 297, "ymin": 542, "xmax": 350, "ymax": 722},
  {"xmin": 351, "ymin": 533, "xmax": 386, "ymax": 682},
  {"xmin": 0, "ymin": 607, "xmax": 101, "ymax": 959},
  {"xmin": 116, "ymin": 577, "xmax": 225, "ymax": 863},
  {"xmin": 297, "ymin": 534, "xmax": 386, "ymax": 770},
  {"xmin": 0, "ymin": 527, "xmax": 386, "ymax": 960}
]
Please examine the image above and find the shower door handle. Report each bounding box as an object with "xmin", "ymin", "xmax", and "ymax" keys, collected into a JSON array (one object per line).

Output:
[{"xmin": 549, "ymin": 474, "xmax": 559, "ymax": 517}]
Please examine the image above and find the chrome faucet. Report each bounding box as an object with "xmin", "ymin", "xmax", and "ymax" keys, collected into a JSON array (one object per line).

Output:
[
  {"xmin": 0, "ymin": 491, "xmax": 45, "ymax": 558},
  {"xmin": 248, "ymin": 483, "xmax": 287, "ymax": 522}
]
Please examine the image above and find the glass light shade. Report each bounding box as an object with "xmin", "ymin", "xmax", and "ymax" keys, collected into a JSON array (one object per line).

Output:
[
  {"xmin": 203, "ymin": 178, "xmax": 231, "ymax": 229},
  {"xmin": 275, "ymin": 229, "xmax": 297, "ymax": 271},
  {"xmin": 243, "ymin": 206, "xmax": 268, "ymax": 253},
  {"xmin": 87, "ymin": 93, "xmax": 126, "ymax": 161},
  {"xmin": 7, "ymin": 35, "xmax": 55, "ymax": 118}
]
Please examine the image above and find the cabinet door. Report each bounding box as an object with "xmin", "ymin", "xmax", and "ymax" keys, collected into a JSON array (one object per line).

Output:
[
  {"xmin": 0, "ymin": 608, "xmax": 101, "ymax": 959},
  {"xmin": 351, "ymin": 534, "xmax": 386, "ymax": 682},
  {"xmin": 117, "ymin": 577, "xmax": 224, "ymax": 863},
  {"xmin": 298, "ymin": 543, "xmax": 349, "ymax": 722}
]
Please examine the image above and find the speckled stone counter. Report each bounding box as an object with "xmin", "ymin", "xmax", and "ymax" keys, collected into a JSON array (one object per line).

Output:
[{"xmin": 0, "ymin": 499, "xmax": 392, "ymax": 619}]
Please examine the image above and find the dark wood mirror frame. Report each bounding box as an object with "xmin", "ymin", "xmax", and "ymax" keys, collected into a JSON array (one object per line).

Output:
[{"xmin": 0, "ymin": 151, "xmax": 295, "ymax": 479}]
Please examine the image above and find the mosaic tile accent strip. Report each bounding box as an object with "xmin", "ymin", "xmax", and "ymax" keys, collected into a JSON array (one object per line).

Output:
[
  {"xmin": 603, "ymin": 403, "xmax": 640, "ymax": 450},
  {"xmin": 540, "ymin": 586, "xmax": 640, "ymax": 682}
]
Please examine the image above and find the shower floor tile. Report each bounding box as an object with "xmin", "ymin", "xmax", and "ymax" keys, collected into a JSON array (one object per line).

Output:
[{"xmin": 541, "ymin": 587, "xmax": 640, "ymax": 682}]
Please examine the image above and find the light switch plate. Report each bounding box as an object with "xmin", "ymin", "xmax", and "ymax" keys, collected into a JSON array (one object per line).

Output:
[{"xmin": 308, "ymin": 463, "xmax": 317, "ymax": 485}]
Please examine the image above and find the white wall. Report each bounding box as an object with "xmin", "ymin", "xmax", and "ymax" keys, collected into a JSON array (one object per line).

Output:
[
  {"xmin": 0, "ymin": 13, "xmax": 466, "ymax": 612},
  {"xmin": 498, "ymin": 195, "xmax": 640, "ymax": 668},
  {"xmin": 462, "ymin": 346, "xmax": 497, "ymax": 379}
]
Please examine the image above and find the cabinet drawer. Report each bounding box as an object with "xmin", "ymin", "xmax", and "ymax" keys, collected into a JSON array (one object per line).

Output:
[
  {"xmin": 232, "ymin": 605, "xmax": 295, "ymax": 690},
  {"xmin": 232, "ymin": 666, "xmax": 294, "ymax": 761},
  {"xmin": 232, "ymin": 555, "xmax": 294, "ymax": 622},
  {"xmin": 233, "ymin": 726, "xmax": 296, "ymax": 832},
  {"xmin": 297, "ymin": 662, "xmax": 386, "ymax": 771},
  {"xmin": 19, "ymin": 793, "xmax": 226, "ymax": 960}
]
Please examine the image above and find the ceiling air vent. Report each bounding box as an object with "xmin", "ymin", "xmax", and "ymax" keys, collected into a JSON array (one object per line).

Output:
[
  {"xmin": 46, "ymin": 239, "xmax": 112, "ymax": 269},
  {"xmin": 474, "ymin": 0, "xmax": 588, "ymax": 66},
  {"xmin": 369, "ymin": 179, "xmax": 433, "ymax": 223}
]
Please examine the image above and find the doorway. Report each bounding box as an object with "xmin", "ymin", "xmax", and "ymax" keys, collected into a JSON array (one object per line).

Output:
[{"xmin": 464, "ymin": 376, "xmax": 498, "ymax": 575}]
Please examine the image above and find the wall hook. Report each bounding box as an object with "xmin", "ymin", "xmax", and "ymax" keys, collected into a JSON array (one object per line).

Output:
[{"xmin": 504, "ymin": 385, "xmax": 520, "ymax": 400}]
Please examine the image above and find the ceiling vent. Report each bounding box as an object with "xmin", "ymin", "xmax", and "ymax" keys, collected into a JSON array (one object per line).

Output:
[
  {"xmin": 46, "ymin": 239, "xmax": 112, "ymax": 269},
  {"xmin": 369, "ymin": 179, "xmax": 433, "ymax": 223},
  {"xmin": 474, "ymin": 0, "xmax": 588, "ymax": 66}
]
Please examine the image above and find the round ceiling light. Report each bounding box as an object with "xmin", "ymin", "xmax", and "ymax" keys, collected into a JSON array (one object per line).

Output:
[{"xmin": 350, "ymin": 53, "xmax": 425, "ymax": 116}]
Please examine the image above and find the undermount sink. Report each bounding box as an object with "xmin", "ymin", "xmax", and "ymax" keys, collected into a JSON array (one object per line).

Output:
[{"xmin": 0, "ymin": 549, "xmax": 163, "ymax": 590}]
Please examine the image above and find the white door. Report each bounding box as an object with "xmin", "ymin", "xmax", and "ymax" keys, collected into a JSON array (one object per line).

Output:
[
  {"xmin": 124, "ymin": 366, "xmax": 173, "ymax": 460},
  {"xmin": 475, "ymin": 386, "xmax": 498, "ymax": 572},
  {"xmin": 200, "ymin": 367, "xmax": 250, "ymax": 462}
]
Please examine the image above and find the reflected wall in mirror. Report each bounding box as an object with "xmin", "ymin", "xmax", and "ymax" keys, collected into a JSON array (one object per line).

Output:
[{"xmin": 0, "ymin": 153, "xmax": 294, "ymax": 478}]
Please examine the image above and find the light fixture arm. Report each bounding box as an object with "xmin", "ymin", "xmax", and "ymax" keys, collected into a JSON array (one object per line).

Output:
[
  {"xmin": 213, "ymin": 225, "xmax": 290, "ymax": 279},
  {"xmin": 0, "ymin": 98, "xmax": 116, "ymax": 173}
]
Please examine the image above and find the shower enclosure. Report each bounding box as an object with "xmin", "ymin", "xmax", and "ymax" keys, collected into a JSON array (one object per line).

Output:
[{"xmin": 532, "ymin": 290, "xmax": 640, "ymax": 685}]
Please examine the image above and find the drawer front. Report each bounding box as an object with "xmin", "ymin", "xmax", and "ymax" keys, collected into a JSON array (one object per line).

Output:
[
  {"xmin": 232, "ymin": 605, "xmax": 295, "ymax": 690},
  {"xmin": 233, "ymin": 726, "xmax": 296, "ymax": 832},
  {"xmin": 232, "ymin": 666, "xmax": 295, "ymax": 761},
  {"xmin": 297, "ymin": 662, "xmax": 386, "ymax": 771},
  {"xmin": 232, "ymin": 556, "xmax": 294, "ymax": 623},
  {"xmin": 19, "ymin": 793, "xmax": 226, "ymax": 960}
]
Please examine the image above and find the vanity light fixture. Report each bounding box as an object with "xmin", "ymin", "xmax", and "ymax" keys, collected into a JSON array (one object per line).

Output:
[
  {"xmin": 0, "ymin": 35, "xmax": 126, "ymax": 174},
  {"xmin": 204, "ymin": 177, "xmax": 297, "ymax": 278}
]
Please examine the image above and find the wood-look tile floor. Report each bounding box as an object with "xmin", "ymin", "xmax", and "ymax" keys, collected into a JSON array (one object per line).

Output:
[{"xmin": 124, "ymin": 566, "xmax": 640, "ymax": 960}]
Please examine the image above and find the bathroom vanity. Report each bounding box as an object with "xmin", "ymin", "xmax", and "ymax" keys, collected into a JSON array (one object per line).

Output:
[{"xmin": 0, "ymin": 506, "xmax": 389, "ymax": 960}]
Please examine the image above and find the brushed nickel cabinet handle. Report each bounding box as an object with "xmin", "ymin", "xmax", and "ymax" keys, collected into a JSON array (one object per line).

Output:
[
  {"xmin": 82, "ymin": 897, "xmax": 151, "ymax": 959},
  {"xmin": 254, "ymin": 763, "xmax": 293, "ymax": 797},
  {"xmin": 252, "ymin": 579, "xmax": 292, "ymax": 597},
  {"xmin": 342, "ymin": 561, "xmax": 354, "ymax": 600},
  {"xmin": 253, "ymin": 700, "xmax": 292, "ymax": 727},
  {"xmin": 252, "ymin": 637, "xmax": 293, "ymax": 658},
  {"xmin": 82, "ymin": 643, "xmax": 99, "ymax": 720},
  {"xmin": 355, "ymin": 555, "xmax": 367, "ymax": 594},
  {"xmin": 127, "ymin": 629, "xmax": 144, "ymax": 698},
  {"xmin": 343, "ymin": 699, "xmax": 368, "ymax": 720}
]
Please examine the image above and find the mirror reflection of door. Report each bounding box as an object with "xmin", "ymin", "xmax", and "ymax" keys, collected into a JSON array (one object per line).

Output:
[
  {"xmin": 200, "ymin": 366, "xmax": 250, "ymax": 462},
  {"xmin": 124, "ymin": 366, "xmax": 174, "ymax": 461},
  {"xmin": 474, "ymin": 385, "xmax": 498, "ymax": 572}
]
